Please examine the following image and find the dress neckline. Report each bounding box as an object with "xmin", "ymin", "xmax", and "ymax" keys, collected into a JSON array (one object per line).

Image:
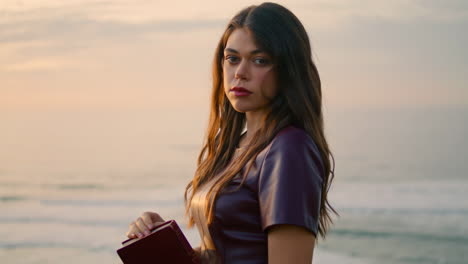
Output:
[{"xmin": 236, "ymin": 130, "xmax": 248, "ymax": 150}]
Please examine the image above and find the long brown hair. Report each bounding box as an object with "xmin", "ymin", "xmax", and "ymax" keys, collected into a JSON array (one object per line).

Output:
[{"xmin": 184, "ymin": 2, "xmax": 337, "ymax": 239}]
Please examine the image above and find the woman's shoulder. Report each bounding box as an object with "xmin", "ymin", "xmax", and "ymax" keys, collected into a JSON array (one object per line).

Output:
[
  {"xmin": 254, "ymin": 125, "xmax": 322, "ymax": 173},
  {"xmin": 263, "ymin": 125, "xmax": 322, "ymax": 165},
  {"xmin": 259, "ymin": 125, "xmax": 325, "ymax": 181},
  {"xmin": 270, "ymin": 125, "xmax": 316, "ymax": 148}
]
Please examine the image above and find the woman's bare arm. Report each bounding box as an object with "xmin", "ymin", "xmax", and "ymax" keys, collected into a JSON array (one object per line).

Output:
[{"xmin": 267, "ymin": 224, "xmax": 316, "ymax": 264}]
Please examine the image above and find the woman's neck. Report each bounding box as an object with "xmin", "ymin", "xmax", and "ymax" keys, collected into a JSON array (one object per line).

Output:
[{"xmin": 240, "ymin": 109, "xmax": 267, "ymax": 147}]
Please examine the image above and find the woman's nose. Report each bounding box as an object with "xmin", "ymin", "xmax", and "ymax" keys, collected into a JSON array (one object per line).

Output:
[{"xmin": 234, "ymin": 60, "xmax": 248, "ymax": 80}]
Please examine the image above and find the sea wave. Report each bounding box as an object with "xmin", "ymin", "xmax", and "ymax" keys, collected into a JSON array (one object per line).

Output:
[
  {"xmin": 56, "ymin": 184, "xmax": 105, "ymax": 190},
  {"xmin": 39, "ymin": 198, "xmax": 181, "ymax": 207},
  {"xmin": 331, "ymin": 228, "xmax": 468, "ymax": 244},
  {"xmin": 0, "ymin": 241, "xmax": 113, "ymax": 252},
  {"xmin": 0, "ymin": 195, "xmax": 27, "ymax": 202},
  {"xmin": 0, "ymin": 216, "xmax": 126, "ymax": 227},
  {"xmin": 339, "ymin": 207, "xmax": 468, "ymax": 215}
]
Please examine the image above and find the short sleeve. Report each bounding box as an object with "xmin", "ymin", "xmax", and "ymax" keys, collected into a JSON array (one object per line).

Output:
[{"xmin": 258, "ymin": 127, "xmax": 324, "ymax": 236}]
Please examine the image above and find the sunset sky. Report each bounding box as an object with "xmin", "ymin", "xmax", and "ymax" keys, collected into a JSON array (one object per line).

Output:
[{"xmin": 1, "ymin": 0, "xmax": 467, "ymax": 111}]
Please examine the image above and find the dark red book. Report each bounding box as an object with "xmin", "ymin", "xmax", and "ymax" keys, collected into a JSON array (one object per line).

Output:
[{"xmin": 117, "ymin": 220, "xmax": 199, "ymax": 264}]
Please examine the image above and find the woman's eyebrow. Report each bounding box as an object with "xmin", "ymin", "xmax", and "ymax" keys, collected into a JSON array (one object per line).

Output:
[{"xmin": 224, "ymin": 48, "xmax": 264, "ymax": 55}]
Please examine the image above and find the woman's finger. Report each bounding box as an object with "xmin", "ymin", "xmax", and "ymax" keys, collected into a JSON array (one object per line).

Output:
[
  {"xmin": 125, "ymin": 212, "xmax": 165, "ymax": 239},
  {"xmin": 135, "ymin": 217, "xmax": 151, "ymax": 237},
  {"xmin": 144, "ymin": 211, "xmax": 165, "ymax": 224},
  {"xmin": 126, "ymin": 221, "xmax": 140, "ymax": 238},
  {"xmin": 125, "ymin": 230, "xmax": 137, "ymax": 239},
  {"xmin": 141, "ymin": 212, "xmax": 156, "ymax": 230}
]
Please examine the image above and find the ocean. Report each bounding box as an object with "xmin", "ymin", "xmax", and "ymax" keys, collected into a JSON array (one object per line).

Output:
[{"xmin": 1, "ymin": 106, "xmax": 467, "ymax": 263}]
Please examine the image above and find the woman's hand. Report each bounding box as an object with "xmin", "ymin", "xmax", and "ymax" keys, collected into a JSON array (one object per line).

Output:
[{"xmin": 126, "ymin": 211, "xmax": 165, "ymax": 239}]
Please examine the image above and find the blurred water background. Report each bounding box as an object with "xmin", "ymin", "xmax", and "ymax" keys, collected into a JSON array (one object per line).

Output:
[
  {"xmin": 1, "ymin": 105, "xmax": 467, "ymax": 264},
  {"xmin": 1, "ymin": 1, "xmax": 467, "ymax": 263}
]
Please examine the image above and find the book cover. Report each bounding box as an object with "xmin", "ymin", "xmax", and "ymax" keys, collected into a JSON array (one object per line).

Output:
[{"xmin": 117, "ymin": 220, "xmax": 199, "ymax": 264}]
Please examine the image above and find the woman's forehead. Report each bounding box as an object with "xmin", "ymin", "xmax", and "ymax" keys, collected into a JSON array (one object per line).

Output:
[{"xmin": 225, "ymin": 28, "xmax": 260, "ymax": 53}]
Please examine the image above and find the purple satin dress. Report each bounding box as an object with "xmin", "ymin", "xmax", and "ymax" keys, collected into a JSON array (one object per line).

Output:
[{"xmin": 204, "ymin": 125, "xmax": 324, "ymax": 263}]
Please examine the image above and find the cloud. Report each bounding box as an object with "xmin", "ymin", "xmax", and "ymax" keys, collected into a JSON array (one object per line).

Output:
[
  {"xmin": 0, "ymin": 16, "xmax": 224, "ymax": 44},
  {"xmin": 0, "ymin": 11, "xmax": 224, "ymax": 72},
  {"xmin": 2, "ymin": 58, "xmax": 70, "ymax": 72},
  {"xmin": 0, "ymin": 0, "xmax": 234, "ymax": 24},
  {"xmin": 1, "ymin": 0, "xmax": 466, "ymax": 107},
  {"xmin": 2, "ymin": 0, "xmax": 466, "ymax": 42},
  {"xmin": 301, "ymin": 0, "xmax": 468, "ymax": 22}
]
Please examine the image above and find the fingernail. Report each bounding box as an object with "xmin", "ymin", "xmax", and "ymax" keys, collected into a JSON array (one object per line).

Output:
[
  {"xmin": 148, "ymin": 223, "xmax": 153, "ymax": 229},
  {"xmin": 144, "ymin": 230, "xmax": 150, "ymax": 236},
  {"xmin": 137, "ymin": 233, "xmax": 143, "ymax": 238}
]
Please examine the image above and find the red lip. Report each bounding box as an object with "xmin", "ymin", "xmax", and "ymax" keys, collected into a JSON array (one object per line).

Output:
[{"xmin": 230, "ymin": 87, "xmax": 252, "ymax": 93}]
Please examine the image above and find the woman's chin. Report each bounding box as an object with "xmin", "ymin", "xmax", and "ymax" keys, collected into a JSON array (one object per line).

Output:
[
  {"xmin": 231, "ymin": 104, "xmax": 252, "ymax": 113},
  {"xmin": 229, "ymin": 99, "xmax": 272, "ymax": 114}
]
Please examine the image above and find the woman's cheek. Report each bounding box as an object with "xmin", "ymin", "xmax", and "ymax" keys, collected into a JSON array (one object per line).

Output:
[
  {"xmin": 257, "ymin": 68, "xmax": 277, "ymax": 98},
  {"xmin": 223, "ymin": 69, "xmax": 233, "ymax": 93}
]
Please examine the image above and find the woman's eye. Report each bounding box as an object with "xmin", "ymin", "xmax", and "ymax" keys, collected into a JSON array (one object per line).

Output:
[
  {"xmin": 225, "ymin": 56, "xmax": 239, "ymax": 64},
  {"xmin": 253, "ymin": 57, "xmax": 269, "ymax": 65}
]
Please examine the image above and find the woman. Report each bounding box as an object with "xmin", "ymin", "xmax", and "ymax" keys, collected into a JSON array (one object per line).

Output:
[{"xmin": 125, "ymin": 2, "xmax": 336, "ymax": 263}]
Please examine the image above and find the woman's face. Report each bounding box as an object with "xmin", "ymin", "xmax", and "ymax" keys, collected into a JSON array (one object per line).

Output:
[{"xmin": 223, "ymin": 28, "xmax": 278, "ymax": 114}]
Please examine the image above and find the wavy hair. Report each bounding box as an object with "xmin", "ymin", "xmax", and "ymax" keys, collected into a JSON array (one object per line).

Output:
[{"xmin": 184, "ymin": 2, "xmax": 337, "ymax": 240}]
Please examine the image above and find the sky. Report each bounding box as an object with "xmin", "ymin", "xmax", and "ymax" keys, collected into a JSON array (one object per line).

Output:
[
  {"xmin": 1, "ymin": 0, "xmax": 467, "ymax": 111},
  {"xmin": 1, "ymin": 4, "xmax": 467, "ymax": 264}
]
